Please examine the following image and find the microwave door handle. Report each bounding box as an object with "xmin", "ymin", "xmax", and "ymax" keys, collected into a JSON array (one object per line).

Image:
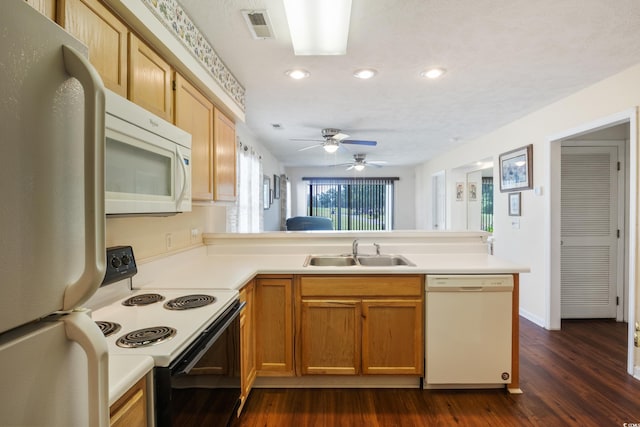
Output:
[
  {"xmin": 176, "ymin": 146, "xmax": 188, "ymax": 208},
  {"xmin": 61, "ymin": 45, "xmax": 106, "ymax": 310}
]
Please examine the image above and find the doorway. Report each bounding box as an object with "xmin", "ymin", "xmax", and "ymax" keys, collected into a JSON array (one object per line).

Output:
[{"xmin": 547, "ymin": 109, "xmax": 637, "ymax": 375}]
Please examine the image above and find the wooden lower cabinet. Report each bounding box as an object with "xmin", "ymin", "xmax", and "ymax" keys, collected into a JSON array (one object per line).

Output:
[
  {"xmin": 297, "ymin": 275, "xmax": 424, "ymax": 376},
  {"xmin": 110, "ymin": 377, "xmax": 147, "ymax": 427},
  {"xmin": 238, "ymin": 280, "xmax": 256, "ymax": 415},
  {"xmin": 361, "ymin": 299, "xmax": 423, "ymax": 375},
  {"xmin": 300, "ymin": 299, "xmax": 361, "ymax": 375},
  {"xmin": 255, "ymin": 276, "xmax": 294, "ymax": 376}
]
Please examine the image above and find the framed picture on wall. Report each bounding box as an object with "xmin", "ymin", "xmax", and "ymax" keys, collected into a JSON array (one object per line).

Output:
[
  {"xmin": 509, "ymin": 192, "xmax": 521, "ymax": 216},
  {"xmin": 456, "ymin": 182, "xmax": 464, "ymax": 201},
  {"xmin": 499, "ymin": 144, "xmax": 533, "ymax": 192},
  {"xmin": 273, "ymin": 174, "xmax": 281, "ymax": 199},
  {"xmin": 468, "ymin": 182, "xmax": 478, "ymax": 201}
]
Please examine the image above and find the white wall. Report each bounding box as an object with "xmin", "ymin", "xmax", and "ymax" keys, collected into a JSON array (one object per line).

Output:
[
  {"xmin": 235, "ymin": 122, "xmax": 285, "ymax": 231},
  {"xmin": 286, "ymin": 165, "xmax": 417, "ymax": 230},
  {"xmin": 416, "ymin": 63, "xmax": 640, "ymax": 335}
]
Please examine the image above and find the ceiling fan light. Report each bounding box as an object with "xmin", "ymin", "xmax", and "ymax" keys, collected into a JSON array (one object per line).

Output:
[
  {"xmin": 421, "ymin": 67, "xmax": 446, "ymax": 79},
  {"xmin": 354, "ymin": 164, "xmax": 365, "ymax": 171},
  {"xmin": 353, "ymin": 68, "xmax": 377, "ymax": 79},
  {"xmin": 285, "ymin": 69, "xmax": 310, "ymax": 80},
  {"xmin": 283, "ymin": 0, "xmax": 352, "ymax": 55},
  {"xmin": 323, "ymin": 143, "xmax": 339, "ymax": 153}
]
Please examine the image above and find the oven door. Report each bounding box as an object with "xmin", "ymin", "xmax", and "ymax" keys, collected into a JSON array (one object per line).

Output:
[{"xmin": 154, "ymin": 300, "xmax": 244, "ymax": 427}]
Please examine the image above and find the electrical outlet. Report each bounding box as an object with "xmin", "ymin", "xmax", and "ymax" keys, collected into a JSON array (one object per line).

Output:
[
  {"xmin": 165, "ymin": 233, "xmax": 173, "ymax": 250},
  {"xmin": 190, "ymin": 228, "xmax": 199, "ymax": 243}
]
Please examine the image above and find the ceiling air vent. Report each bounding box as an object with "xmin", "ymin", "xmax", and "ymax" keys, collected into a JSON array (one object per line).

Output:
[{"xmin": 241, "ymin": 10, "xmax": 275, "ymax": 40}]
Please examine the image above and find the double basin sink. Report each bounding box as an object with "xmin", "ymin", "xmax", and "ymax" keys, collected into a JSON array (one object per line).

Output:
[{"xmin": 304, "ymin": 254, "xmax": 415, "ymax": 267}]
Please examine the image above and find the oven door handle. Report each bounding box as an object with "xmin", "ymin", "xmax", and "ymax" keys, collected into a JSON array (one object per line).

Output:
[{"xmin": 171, "ymin": 300, "xmax": 245, "ymax": 376}]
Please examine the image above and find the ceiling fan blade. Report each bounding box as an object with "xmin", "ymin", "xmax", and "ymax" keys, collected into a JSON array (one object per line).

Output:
[
  {"xmin": 341, "ymin": 139, "xmax": 377, "ymax": 146},
  {"xmin": 368, "ymin": 160, "xmax": 387, "ymax": 165},
  {"xmin": 367, "ymin": 163, "xmax": 384, "ymax": 168},
  {"xmin": 291, "ymin": 138, "xmax": 323, "ymax": 142},
  {"xmin": 298, "ymin": 144, "xmax": 323, "ymax": 151},
  {"xmin": 329, "ymin": 163, "xmax": 353, "ymax": 167},
  {"xmin": 333, "ymin": 132, "xmax": 350, "ymax": 141},
  {"xmin": 346, "ymin": 165, "xmax": 355, "ymax": 171}
]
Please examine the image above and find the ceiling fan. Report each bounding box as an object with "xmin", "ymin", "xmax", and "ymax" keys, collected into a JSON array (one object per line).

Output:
[
  {"xmin": 334, "ymin": 153, "xmax": 387, "ymax": 171},
  {"xmin": 294, "ymin": 128, "xmax": 377, "ymax": 153}
]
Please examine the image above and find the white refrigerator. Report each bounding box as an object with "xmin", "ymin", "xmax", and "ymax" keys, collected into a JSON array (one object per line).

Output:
[{"xmin": 0, "ymin": 2, "xmax": 109, "ymax": 426}]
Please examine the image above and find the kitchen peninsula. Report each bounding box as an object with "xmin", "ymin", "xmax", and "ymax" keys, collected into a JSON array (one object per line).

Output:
[{"xmin": 117, "ymin": 230, "xmax": 528, "ymax": 409}]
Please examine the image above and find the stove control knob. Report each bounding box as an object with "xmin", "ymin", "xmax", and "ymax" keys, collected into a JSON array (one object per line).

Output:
[
  {"xmin": 110, "ymin": 256, "xmax": 122, "ymax": 269},
  {"xmin": 121, "ymin": 255, "xmax": 131, "ymax": 266}
]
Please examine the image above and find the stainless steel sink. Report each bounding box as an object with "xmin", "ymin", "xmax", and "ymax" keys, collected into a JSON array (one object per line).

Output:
[
  {"xmin": 303, "ymin": 254, "xmax": 415, "ymax": 267},
  {"xmin": 304, "ymin": 255, "xmax": 357, "ymax": 267},
  {"xmin": 356, "ymin": 254, "xmax": 415, "ymax": 266}
]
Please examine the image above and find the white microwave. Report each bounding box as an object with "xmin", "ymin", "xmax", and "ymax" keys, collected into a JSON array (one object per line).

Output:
[{"xmin": 104, "ymin": 90, "xmax": 192, "ymax": 215}]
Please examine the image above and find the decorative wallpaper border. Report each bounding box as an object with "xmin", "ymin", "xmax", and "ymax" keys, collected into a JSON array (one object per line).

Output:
[{"xmin": 142, "ymin": 0, "xmax": 245, "ymax": 111}]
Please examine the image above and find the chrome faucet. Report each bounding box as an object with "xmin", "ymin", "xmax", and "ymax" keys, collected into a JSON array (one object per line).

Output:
[
  {"xmin": 373, "ymin": 242, "xmax": 381, "ymax": 256},
  {"xmin": 352, "ymin": 239, "xmax": 359, "ymax": 256}
]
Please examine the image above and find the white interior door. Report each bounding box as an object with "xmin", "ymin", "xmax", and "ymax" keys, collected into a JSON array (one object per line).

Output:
[{"xmin": 561, "ymin": 146, "xmax": 619, "ymax": 318}]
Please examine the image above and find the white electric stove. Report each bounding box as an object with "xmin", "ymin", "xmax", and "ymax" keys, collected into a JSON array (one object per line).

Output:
[
  {"xmin": 88, "ymin": 246, "xmax": 243, "ymax": 427},
  {"xmin": 91, "ymin": 288, "xmax": 238, "ymax": 367}
]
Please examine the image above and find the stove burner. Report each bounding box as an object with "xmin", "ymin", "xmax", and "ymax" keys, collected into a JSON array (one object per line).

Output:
[
  {"xmin": 164, "ymin": 294, "xmax": 217, "ymax": 310},
  {"xmin": 122, "ymin": 293, "xmax": 165, "ymax": 306},
  {"xmin": 95, "ymin": 321, "xmax": 121, "ymax": 337},
  {"xmin": 116, "ymin": 326, "xmax": 177, "ymax": 348}
]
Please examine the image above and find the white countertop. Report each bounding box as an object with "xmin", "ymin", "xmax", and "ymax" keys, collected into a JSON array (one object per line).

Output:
[
  {"xmin": 108, "ymin": 355, "xmax": 154, "ymax": 406},
  {"xmin": 133, "ymin": 249, "xmax": 529, "ymax": 291}
]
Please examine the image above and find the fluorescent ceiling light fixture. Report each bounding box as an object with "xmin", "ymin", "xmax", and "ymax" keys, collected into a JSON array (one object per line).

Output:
[
  {"xmin": 285, "ymin": 69, "xmax": 310, "ymax": 80},
  {"xmin": 354, "ymin": 164, "xmax": 365, "ymax": 171},
  {"xmin": 283, "ymin": 0, "xmax": 352, "ymax": 55},
  {"xmin": 353, "ymin": 68, "xmax": 377, "ymax": 79},
  {"xmin": 421, "ymin": 68, "xmax": 446, "ymax": 79},
  {"xmin": 323, "ymin": 141, "xmax": 339, "ymax": 153}
]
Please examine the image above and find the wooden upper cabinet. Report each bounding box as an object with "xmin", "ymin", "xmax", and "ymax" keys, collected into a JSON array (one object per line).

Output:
[
  {"xmin": 128, "ymin": 33, "xmax": 173, "ymax": 122},
  {"xmin": 58, "ymin": 0, "xmax": 128, "ymax": 96},
  {"xmin": 213, "ymin": 109, "xmax": 237, "ymax": 202},
  {"xmin": 174, "ymin": 73, "xmax": 214, "ymax": 200},
  {"xmin": 25, "ymin": 0, "xmax": 56, "ymax": 20}
]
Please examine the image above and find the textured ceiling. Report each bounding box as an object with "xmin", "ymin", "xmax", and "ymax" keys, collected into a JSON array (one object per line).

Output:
[{"xmin": 178, "ymin": 0, "xmax": 640, "ymax": 168}]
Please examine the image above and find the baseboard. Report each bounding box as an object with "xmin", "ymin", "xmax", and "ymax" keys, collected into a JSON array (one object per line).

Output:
[
  {"xmin": 519, "ymin": 308, "xmax": 545, "ymax": 328},
  {"xmin": 253, "ymin": 376, "xmax": 421, "ymax": 389}
]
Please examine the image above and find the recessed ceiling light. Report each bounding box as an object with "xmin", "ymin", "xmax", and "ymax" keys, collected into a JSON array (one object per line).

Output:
[
  {"xmin": 353, "ymin": 68, "xmax": 377, "ymax": 79},
  {"xmin": 354, "ymin": 164, "xmax": 365, "ymax": 171},
  {"xmin": 285, "ymin": 69, "xmax": 310, "ymax": 80},
  {"xmin": 421, "ymin": 68, "xmax": 446, "ymax": 79}
]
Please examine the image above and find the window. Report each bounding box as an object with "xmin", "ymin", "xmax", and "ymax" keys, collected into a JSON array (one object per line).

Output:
[
  {"xmin": 481, "ymin": 177, "xmax": 494, "ymax": 232},
  {"xmin": 303, "ymin": 177, "xmax": 398, "ymax": 230}
]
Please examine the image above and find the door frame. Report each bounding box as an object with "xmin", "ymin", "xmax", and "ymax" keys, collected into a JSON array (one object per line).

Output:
[{"xmin": 546, "ymin": 108, "xmax": 637, "ymax": 375}]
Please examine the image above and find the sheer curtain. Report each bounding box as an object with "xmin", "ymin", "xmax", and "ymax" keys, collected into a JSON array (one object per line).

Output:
[{"xmin": 228, "ymin": 141, "xmax": 262, "ymax": 232}]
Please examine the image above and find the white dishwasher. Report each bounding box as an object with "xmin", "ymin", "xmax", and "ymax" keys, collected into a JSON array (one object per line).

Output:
[{"xmin": 425, "ymin": 275, "xmax": 513, "ymax": 388}]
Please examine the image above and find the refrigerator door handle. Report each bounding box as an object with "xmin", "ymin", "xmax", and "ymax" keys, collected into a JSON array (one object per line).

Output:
[
  {"xmin": 61, "ymin": 45, "xmax": 107, "ymax": 310},
  {"xmin": 64, "ymin": 312, "xmax": 109, "ymax": 427}
]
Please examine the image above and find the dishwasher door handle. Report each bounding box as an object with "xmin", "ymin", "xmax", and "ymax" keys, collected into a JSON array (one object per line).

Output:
[{"xmin": 459, "ymin": 286, "xmax": 484, "ymax": 291}]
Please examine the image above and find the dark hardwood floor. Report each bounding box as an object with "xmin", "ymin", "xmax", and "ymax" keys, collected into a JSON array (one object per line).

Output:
[{"xmin": 180, "ymin": 318, "xmax": 640, "ymax": 426}]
